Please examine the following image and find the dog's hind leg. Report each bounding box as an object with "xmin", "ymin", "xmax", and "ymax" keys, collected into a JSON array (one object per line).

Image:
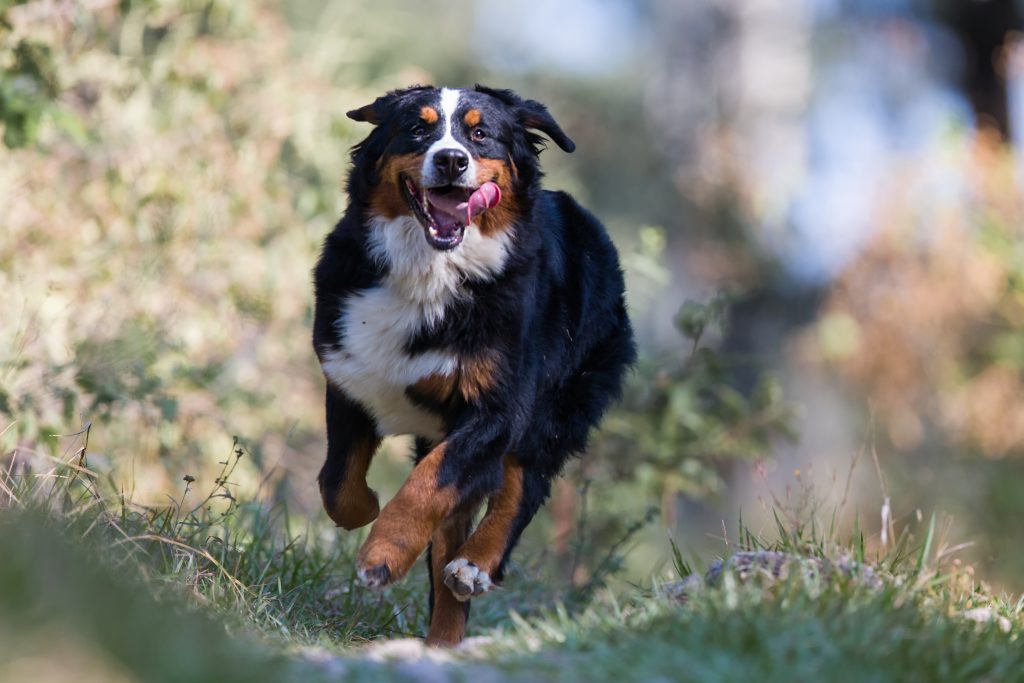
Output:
[
  {"xmin": 443, "ymin": 455, "xmax": 549, "ymax": 601},
  {"xmin": 318, "ymin": 387, "xmax": 381, "ymax": 530},
  {"xmin": 425, "ymin": 508, "xmax": 476, "ymax": 646}
]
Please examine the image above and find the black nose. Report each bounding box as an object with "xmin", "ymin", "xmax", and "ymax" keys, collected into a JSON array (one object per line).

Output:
[{"xmin": 433, "ymin": 148, "xmax": 469, "ymax": 181}]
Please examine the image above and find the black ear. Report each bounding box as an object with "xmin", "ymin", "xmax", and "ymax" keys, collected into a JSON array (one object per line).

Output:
[
  {"xmin": 517, "ymin": 98, "xmax": 576, "ymax": 153},
  {"xmin": 474, "ymin": 84, "xmax": 576, "ymax": 153},
  {"xmin": 346, "ymin": 100, "xmax": 382, "ymax": 124},
  {"xmin": 346, "ymin": 84, "xmax": 436, "ymax": 125}
]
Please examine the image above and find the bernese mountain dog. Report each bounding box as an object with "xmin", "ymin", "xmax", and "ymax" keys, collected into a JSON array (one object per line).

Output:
[{"xmin": 312, "ymin": 84, "xmax": 635, "ymax": 646}]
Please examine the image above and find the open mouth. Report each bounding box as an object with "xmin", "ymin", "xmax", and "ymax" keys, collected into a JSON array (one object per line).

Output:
[{"xmin": 400, "ymin": 175, "xmax": 502, "ymax": 251}]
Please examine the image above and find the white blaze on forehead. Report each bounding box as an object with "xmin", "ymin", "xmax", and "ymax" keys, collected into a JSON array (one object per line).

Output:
[
  {"xmin": 423, "ymin": 88, "xmax": 476, "ymax": 185},
  {"xmin": 440, "ymin": 88, "xmax": 460, "ymax": 138}
]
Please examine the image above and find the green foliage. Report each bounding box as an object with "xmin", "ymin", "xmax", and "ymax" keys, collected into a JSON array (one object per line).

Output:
[
  {"xmin": 564, "ymin": 504, "xmax": 659, "ymax": 608},
  {"xmin": 0, "ymin": 0, "xmax": 399, "ymax": 486},
  {"xmin": 668, "ymin": 535, "xmax": 694, "ymax": 579},
  {"xmin": 0, "ymin": 4, "xmax": 60, "ymax": 149},
  {"xmin": 595, "ymin": 294, "xmax": 795, "ymax": 502},
  {"xmin": 73, "ymin": 317, "xmax": 171, "ymax": 414}
]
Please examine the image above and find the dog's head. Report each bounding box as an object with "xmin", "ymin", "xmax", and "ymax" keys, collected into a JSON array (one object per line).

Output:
[{"xmin": 346, "ymin": 85, "xmax": 575, "ymax": 251}]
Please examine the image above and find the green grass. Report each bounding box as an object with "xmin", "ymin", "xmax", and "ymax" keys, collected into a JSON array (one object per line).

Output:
[
  {"xmin": 0, "ymin": 438, "xmax": 561, "ymax": 646},
  {"xmin": 481, "ymin": 580, "xmax": 1024, "ymax": 683},
  {"xmin": 2, "ymin": 447, "xmax": 1022, "ymax": 683}
]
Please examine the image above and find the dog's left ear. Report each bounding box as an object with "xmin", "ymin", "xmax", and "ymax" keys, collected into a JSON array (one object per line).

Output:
[
  {"xmin": 517, "ymin": 99, "xmax": 576, "ymax": 153},
  {"xmin": 475, "ymin": 85, "xmax": 576, "ymax": 153}
]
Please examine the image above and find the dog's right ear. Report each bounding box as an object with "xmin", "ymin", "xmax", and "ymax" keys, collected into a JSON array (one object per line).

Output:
[
  {"xmin": 347, "ymin": 85, "xmax": 435, "ymax": 125},
  {"xmin": 346, "ymin": 101, "xmax": 381, "ymax": 124}
]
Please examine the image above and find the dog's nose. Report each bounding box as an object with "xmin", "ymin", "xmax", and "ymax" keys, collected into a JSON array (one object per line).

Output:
[{"xmin": 433, "ymin": 148, "xmax": 469, "ymax": 181}]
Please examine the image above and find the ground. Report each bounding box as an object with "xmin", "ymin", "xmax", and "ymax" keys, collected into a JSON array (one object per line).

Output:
[{"xmin": 1, "ymin": 457, "xmax": 1021, "ymax": 683}]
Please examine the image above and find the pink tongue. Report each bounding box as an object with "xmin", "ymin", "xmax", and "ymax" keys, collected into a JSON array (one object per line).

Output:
[
  {"xmin": 427, "ymin": 182, "xmax": 502, "ymax": 227},
  {"xmin": 458, "ymin": 182, "xmax": 502, "ymax": 223}
]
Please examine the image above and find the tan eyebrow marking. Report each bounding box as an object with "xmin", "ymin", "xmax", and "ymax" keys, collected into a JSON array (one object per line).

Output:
[
  {"xmin": 463, "ymin": 109, "xmax": 482, "ymax": 127},
  {"xmin": 420, "ymin": 106, "xmax": 439, "ymax": 124}
]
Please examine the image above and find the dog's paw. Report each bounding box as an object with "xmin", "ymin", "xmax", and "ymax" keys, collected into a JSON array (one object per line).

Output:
[
  {"xmin": 443, "ymin": 559, "xmax": 492, "ymax": 602},
  {"xmin": 356, "ymin": 561, "xmax": 393, "ymax": 590}
]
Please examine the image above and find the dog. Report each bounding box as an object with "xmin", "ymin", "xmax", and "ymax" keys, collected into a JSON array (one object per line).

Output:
[{"xmin": 312, "ymin": 84, "xmax": 635, "ymax": 646}]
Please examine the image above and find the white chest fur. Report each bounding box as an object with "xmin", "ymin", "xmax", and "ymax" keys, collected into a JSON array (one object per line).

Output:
[{"xmin": 320, "ymin": 215, "xmax": 512, "ymax": 439}]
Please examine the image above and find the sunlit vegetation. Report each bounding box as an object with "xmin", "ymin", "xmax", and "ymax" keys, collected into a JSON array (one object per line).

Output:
[{"xmin": 3, "ymin": 1, "xmax": 1024, "ymax": 680}]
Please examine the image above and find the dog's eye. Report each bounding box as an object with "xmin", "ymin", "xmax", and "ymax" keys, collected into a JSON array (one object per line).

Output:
[
  {"xmin": 471, "ymin": 128, "xmax": 486, "ymax": 141},
  {"xmin": 411, "ymin": 125, "xmax": 427, "ymax": 137}
]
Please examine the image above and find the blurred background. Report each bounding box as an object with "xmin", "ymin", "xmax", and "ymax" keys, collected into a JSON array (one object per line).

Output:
[{"xmin": 2, "ymin": 0, "xmax": 1024, "ymax": 596}]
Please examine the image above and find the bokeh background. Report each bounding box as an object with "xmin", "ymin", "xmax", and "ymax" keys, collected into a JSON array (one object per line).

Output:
[{"xmin": 3, "ymin": 0, "xmax": 1024, "ymax": 594}]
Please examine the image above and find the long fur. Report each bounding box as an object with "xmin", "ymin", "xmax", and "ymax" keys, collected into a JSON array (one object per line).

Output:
[{"xmin": 313, "ymin": 84, "xmax": 635, "ymax": 645}]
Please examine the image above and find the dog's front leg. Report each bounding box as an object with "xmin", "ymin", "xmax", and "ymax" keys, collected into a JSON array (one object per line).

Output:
[
  {"xmin": 318, "ymin": 387, "xmax": 381, "ymax": 530},
  {"xmin": 356, "ymin": 424, "xmax": 508, "ymax": 589},
  {"xmin": 442, "ymin": 453, "xmax": 533, "ymax": 601},
  {"xmin": 355, "ymin": 441, "xmax": 461, "ymax": 587}
]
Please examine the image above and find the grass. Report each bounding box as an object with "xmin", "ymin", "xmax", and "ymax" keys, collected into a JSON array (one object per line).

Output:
[
  {"xmin": 477, "ymin": 517, "xmax": 1024, "ymax": 683},
  {"xmin": 483, "ymin": 581, "xmax": 1024, "ymax": 682},
  {"xmin": 2, "ymin": 438, "xmax": 1022, "ymax": 683},
  {"xmin": 0, "ymin": 434, "xmax": 557, "ymax": 647},
  {"xmin": 0, "ymin": 431, "xmax": 582, "ymax": 681}
]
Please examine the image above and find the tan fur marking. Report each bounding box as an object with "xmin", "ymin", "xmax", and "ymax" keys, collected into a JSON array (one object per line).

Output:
[
  {"xmin": 421, "ymin": 106, "xmax": 439, "ymax": 124},
  {"xmin": 409, "ymin": 372, "xmax": 456, "ymax": 407},
  {"xmin": 459, "ymin": 353, "xmax": 499, "ymax": 402},
  {"xmin": 463, "ymin": 108, "xmax": 482, "ymax": 127},
  {"xmin": 357, "ymin": 443, "xmax": 458, "ymax": 583},
  {"xmin": 425, "ymin": 512, "xmax": 473, "ymax": 646},
  {"xmin": 321, "ymin": 435, "xmax": 382, "ymax": 530},
  {"xmin": 369, "ymin": 152, "xmax": 424, "ymax": 219},
  {"xmin": 474, "ymin": 158, "xmax": 519, "ymax": 236},
  {"xmin": 454, "ymin": 455, "xmax": 524, "ymax": 575}
]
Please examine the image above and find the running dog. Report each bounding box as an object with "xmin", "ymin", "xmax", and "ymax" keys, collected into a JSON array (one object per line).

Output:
[{"xmin": 312, "ymin": 84, "xmax": 635, "ymax": 646}]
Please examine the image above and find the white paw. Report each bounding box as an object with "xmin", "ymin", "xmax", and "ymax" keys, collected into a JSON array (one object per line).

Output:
[{"xmin": 442, "ymin": 559, "xmax": 492, "ymax": 602}]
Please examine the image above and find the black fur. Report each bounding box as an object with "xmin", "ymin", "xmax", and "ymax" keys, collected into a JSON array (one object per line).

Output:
[{"xmin": 313, "ymin": 84, "xmax": 635, "ymax": 639}]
